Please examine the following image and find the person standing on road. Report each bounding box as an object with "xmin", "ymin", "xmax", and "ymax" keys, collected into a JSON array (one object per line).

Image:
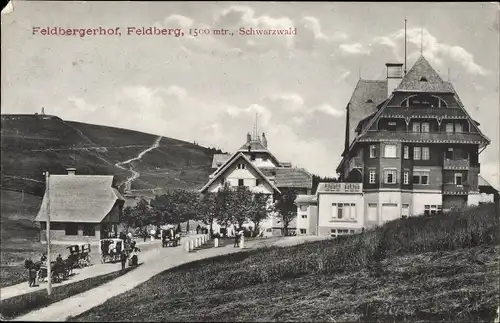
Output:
[
  {"xmin": 120, "ymin": 250, "xmax": 127, "ymax": 270},
  {"xmin": 234, "ymin": 229, "xmax": 239, "ymax": 248}
]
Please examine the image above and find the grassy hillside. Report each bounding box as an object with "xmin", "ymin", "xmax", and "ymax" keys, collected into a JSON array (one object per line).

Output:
[
  {"xmin": 72, "ymin": 203, "xmax": 499, "ymax": 322},
  {"xmin": 1, "ymin": 115, "xmax": 216, "ymax": 197}
]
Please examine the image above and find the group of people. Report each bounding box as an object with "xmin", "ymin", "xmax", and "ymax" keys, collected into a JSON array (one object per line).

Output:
[
  {"xmin": 24, "ymin": 252, "xmax": 51, "ymax": 287},
  {"xmin": 120, "ymin": 232, "xmax": 140, "ymax": 270},
  {"xmin": 196, "ymin": 225, "xmax": 209, "ymax": 235}
]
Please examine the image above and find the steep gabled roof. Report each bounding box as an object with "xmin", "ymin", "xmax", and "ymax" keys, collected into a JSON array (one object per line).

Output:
[
  {"xmin": 396, "ymin": 56, "xmax": 454, "ymax": 93},
  {"xmin": 199, "ymin": 152, "xmax": 281, "ymax": 194},
  {"xmin": 259, "ymin": 167, "xmax": 313, "ymax": 189},
  {"xmin": 211, "ymin": 153, "xmax": 231, "ymax": 169},
  {"xmin": 34, "ymin": 175, "xmax": 124, "ymax": 223},
  {"xmin": 345, "ymin": 79, "xmax": 388, "ymax": 150}
]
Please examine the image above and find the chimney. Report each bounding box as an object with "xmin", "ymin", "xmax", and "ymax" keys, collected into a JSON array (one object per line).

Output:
[
  {"xmin": 262, "ymin": 132, "xmax": 267, "ymax": 148},
  {"xmin": 386, "ymin": 63, "xmax": 404, "ymax": 98},
  {"xmin": 67, "ymin": 168, "xmax": 76, "ymax": 176},
  {"xmin": 246, "ymin": 132, "xmax": 251, "ymax": 143}
]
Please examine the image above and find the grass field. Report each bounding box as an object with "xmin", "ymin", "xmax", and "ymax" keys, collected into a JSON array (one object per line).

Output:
[
  {"xmin": 0, "ymin": 265, "xmax": 138, "ymax": 320},
  {"xmin": 72, "ymin": 203, "xmax": 500, "ymax": 322}
]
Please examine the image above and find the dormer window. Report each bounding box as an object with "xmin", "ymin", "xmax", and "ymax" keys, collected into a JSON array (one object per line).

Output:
[
  {"xmin": 237, "ymin": 163, "xmax": 246, "ymax": 170},
  {"xmin": 420, "ymin": 76, "xmax": 428, "ymax": 82}
]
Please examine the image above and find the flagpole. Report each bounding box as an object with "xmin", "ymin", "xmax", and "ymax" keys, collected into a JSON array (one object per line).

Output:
[{"xmin": 45, "ymin": 171, "xmax": 52, "ymax": 296}]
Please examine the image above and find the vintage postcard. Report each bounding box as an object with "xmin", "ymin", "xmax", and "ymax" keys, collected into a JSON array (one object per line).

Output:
[{"xmin": 1, "ymin": 1, "xmax": 499, "ymax": 322}]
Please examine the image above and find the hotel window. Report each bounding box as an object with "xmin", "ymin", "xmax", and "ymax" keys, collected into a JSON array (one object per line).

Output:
[
  {"xmin": 412, "ymin": 170, "xmax": 430, "ymax": 185},
  {"xmin": 300, "ymin": 205, "xmax": 308, "ymax": 211},
  {"xmin": 337, "ymin": 204, "xmax": 343, "ymax": 219},
  {"xmin": 384, "ymin": 169, "xmax": 397, "ymax": 184},
  {"xmin": 331, "ymin": 203, "xmax": 356, "ymax": 221},
  {"xmin": 403, "ymin": 146, "xmax": 409, "ymax": 159},
  {"xmin": 446, "ymin": 148, "xmax": 454, "ymax": 159},
  {"xmin": 350, "ymin": 203, "xmax": 356, "ymax": 220},
  {"xmin": 65, "ymin": 223, "xmax": 79, "ymax": 236},
  {"xmin": 251, "ymin": 154, "xmax": 256, "ymax": 161},
  {"xmin": 455, "ymin": 173, "xmax": 463, "ymax": 186},
  {"xmin": 238, "ymin": 179, "xmax": 244, "ymax": 186},
  {"xmin": 384, "ymin": 144, "xmax": 397, "ymax": 158},
  {"xmin": 414, "ymin": 147, "xmax": 421, "ymax": 160},
  {"xmin": 369, "ymin": 169, "xmax": 376, "ymax": 184},
  {"xmin": 412, "ymin": 122, "xmax": 421, "ymax": 132},
  {"xmin": 421, "ymin": 122, "xmax": 430, "ymax": 133},
  {"xmin": 422, "ymin": 147, "xmax": 430, "ymax": 160},
  {"xmin": 445, "ymin": 123, "xmax": 454, "ymax": 133},
  {"xmin": 403, "ymin": 170, "xmax": 409, "ymax": 184},
  {"xmin": 256, "ymin": 179, "xmax": 261, "ymax": 186},
  {"xmin": 424, "ymin": 205, "xmax": 441, "ymax": 216},
  {"xmin": 330, "ymin": 229, "xmax": 352, "ymax": 238},
  {"xmin": 300, "ymin": 229, "xmax": 307, "ymax": 234},
  {"xmin": 455, "ymin": 123, "xmax": 463, "ymax": 133},
  {"xmin": 369, "ymin": 145, "xmax": 376, "ymax": 158},
  {"xmin": 301, "ymin": 214, "xmax": 307, "ymax": 219}
]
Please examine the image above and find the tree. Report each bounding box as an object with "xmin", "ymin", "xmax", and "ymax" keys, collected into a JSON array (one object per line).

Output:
[
  {"xmin": 274, "ymin": 188, "xmax": 299, "ymax": 236},
  {"xmin": 248, "ymin": 192, "xmax": 271, "ymax": 237},
  {"xmin": 150, "ymin": 189, "xmax": 200, "ymax": 229},
  {"xmin": 121, "ymin": 198, "xmax": 150, "ymax": 232},
  {"xmin": 214, "ymin": 184, "xmax": 234, "ymax": 236},
  {"xmin": 196, "ymin": 192, "xmax": 217, "ymax": 236},
  {"xmin": 230, "ymin": 186, "xmax": 253, "ymax": 228}
]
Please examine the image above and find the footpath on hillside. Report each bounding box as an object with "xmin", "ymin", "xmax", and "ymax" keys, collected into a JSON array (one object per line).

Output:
[{"xmin": 13, "ymin": 235, "xmax": 329, "ymax": 322}]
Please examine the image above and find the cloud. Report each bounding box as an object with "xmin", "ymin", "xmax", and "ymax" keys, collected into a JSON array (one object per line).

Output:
[
  {"xmin": 314, "ymin": 103, "xmax": 344, "ymax": 117},
  {"xmin": 340, "ymin": 43, "xmax": 371, "ymax": 55},
  {"xmin": 164, "ymin": 14, "xmax": 194, "ymax": 29},
  {"xmin": 373, "ymin": 28, "xmax": 489, "ymax": 75}
]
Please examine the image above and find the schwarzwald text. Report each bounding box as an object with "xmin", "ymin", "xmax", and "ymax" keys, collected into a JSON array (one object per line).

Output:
[{"xmin": 238, "ymin": 27, "xmax": 297, "ymax": 35}]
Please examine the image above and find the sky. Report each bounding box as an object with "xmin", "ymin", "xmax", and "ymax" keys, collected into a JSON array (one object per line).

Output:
[{"xmin": 1, "ymin": 1, "xmax": 499, "ymax": 187}]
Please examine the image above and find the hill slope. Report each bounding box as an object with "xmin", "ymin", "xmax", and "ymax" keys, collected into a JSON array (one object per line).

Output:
[
  {"xmin": 1, "ymin": 114, "xmax": 219, "ymax": 198},
  {"xmin": 72, "ymin": 204, "xmax": 499, "ymax": 322}
]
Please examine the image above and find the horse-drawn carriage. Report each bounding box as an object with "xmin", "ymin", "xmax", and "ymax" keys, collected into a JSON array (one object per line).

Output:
[
  {"xmin": 35, "ymin": 255, "xmax": 74, "ymax": 284},
  {"xmin": 161, "ymin": 227, "xmax": 180, "ymax": 247},
  {"xmin": 99, "ymin": 238, "xmax": 124, "ymax": 263},
  {"xmin": 67, "ymin": 243, "xmax": 92, "ymax": 268}
]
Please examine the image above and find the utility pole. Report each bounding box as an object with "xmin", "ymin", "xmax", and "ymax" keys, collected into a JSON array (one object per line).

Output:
[
  {"xmin": 404, "ymin": 18, "xmax": 407, "ymax": 75},
  {"xmin": 45, "ymin": 171, "xmax": 52, "ymax": 296}
]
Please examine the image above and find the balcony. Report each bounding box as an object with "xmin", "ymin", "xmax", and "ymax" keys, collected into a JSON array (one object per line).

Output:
[
  {"xmin": 317, "ymin": 182, "xmax": 363, "ymax": 194},
  {"xmin": 443, "ymin": 158, "xmax": 470, "ymax": 170},
  {"xmin": 443, "ymin": 183, "xmax": 470, "ymax": 195},
  {"xmin": 347, "ymin": 156, "xmax": 362, "ymax": 173},
  {"xmin": 359, "ymin": 131, "xmax": 488, "ymax": 147},
  {"xmin": 381, "ymin": 106, "xmax": 467, "ymax": 119}
]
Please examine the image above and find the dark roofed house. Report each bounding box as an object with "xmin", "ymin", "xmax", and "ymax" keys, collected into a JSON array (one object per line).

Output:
[{"xmin": 34, "ymin": 168, "xmax": 125, "ymax": 242}]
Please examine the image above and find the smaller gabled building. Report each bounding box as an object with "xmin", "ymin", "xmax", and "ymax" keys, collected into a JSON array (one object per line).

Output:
[
  {"xmin": 200, "ymin": 132, "xmax": 313, "ymax": 235},
  {"xmin": 34, "ymin": 168, "xmax": 125, "ymax": 242}
]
